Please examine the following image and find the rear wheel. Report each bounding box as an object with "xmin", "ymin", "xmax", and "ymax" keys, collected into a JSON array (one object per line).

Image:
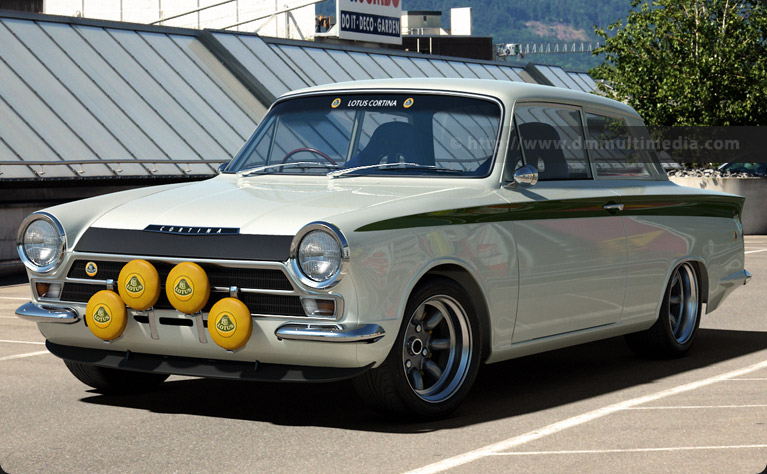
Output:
[
  {"xmin": 354, "ymin": 278, "xmax": 481, "ymax": 418},
  {"xmin": 64, "ymin": 360, "xmax": 169, "ymax": 393},
  {"xmin": 626, "ymin": 262, "xmax": 702, "ymax": 358}
]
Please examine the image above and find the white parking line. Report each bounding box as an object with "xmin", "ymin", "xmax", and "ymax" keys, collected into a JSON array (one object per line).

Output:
[
  {"xmin": 490, "ymin": 445, "xmax": 767, "ymax": 456},
  {"xmin": 0, "ymin": 350, "xmax": 49, "ymax": 362},
  {"xmin": 0, "ymin": 339, "xmax": 45, "ymax": 345},
  {"xmin": 627, "ymin": 405, "xmax": 767, "ymax": 410},
  {"xmin": 404, "ymin": 359, "xmax": 767, "ymax": 474}
]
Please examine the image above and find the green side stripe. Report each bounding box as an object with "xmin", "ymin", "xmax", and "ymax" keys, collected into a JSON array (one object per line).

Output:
[{"xmin": 355, "ymin": 195, "xmax": 744, "ymax": 232}]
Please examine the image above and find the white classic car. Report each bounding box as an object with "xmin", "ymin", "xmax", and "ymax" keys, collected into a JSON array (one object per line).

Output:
[{"xmin": 16, "ymin": 78, "xmax": 750, "ymax": 418}]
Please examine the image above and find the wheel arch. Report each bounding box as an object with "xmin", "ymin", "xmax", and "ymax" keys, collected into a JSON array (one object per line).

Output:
[
  {"xmin": 651, "ymin": 257, "xmax": 709, "ymax": 324},
  {"xmin": 412, "ymin": 263, "xmax": 492, "ymax": 363},
  {"xmin": 689, "ymin": 260, "xmax": 710, "ymax": 305}
]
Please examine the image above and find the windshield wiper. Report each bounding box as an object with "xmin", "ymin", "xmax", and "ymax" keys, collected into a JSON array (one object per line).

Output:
[
  {"xmin": 328, "ymin": 162, "xmax": 463, "ymax": 179},
  {"xmin": 237, "ymin": 162, "xmax": 339, "ymax": 177}
]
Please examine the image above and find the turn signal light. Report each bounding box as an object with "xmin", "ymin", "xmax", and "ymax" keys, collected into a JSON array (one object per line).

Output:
[
  {"xmin": 301, "ymin": 298, "xmax": 336, "ymax": 317},
  {"xmin": 35, "ymin": 282, "xmax": 62, "ymax": 299},
  {"xmin": 35, "ymin": 282, "xmax": 49, "ymax": 297}
]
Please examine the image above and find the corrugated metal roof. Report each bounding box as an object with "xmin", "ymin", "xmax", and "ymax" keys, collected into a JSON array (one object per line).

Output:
[
  {"xmin": 222, "ymin": 32, "xmax": 534, "ymax": 97},
  {"xmin": 524, "ymin": 63, "xmax": 599, "ymax": 93},
  {"xmin": 203, "ymin": 31, "xmax": 537, "ymax": 106},
  {"xmin": 0, "ymin": 11, "xmax": 597, "ymax": 182},
  {"xmin": 0, "ymin": 12, "xmax": 262, "ymax": 180}
]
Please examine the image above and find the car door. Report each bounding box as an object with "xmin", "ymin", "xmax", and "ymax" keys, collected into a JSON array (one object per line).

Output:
[
  {"xmin": 500, "ymin": 103, "xmax": 628, "ymax": 343},
  {"xmin": 583, "ymin": 112, "xmax": 682, "ymax": 326}
]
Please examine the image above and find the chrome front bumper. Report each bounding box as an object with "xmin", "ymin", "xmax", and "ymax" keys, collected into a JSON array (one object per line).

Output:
[
  {"xmin": 275, "ymin": 323, "xmax": 385, "ymax": 343},
  {"xmin": 18, "ymin": 300, "xmax": 385, "ymax": 344},
  {"xmin": 16, "ymin": 302, "xmax": 80, "ymax": 324}
]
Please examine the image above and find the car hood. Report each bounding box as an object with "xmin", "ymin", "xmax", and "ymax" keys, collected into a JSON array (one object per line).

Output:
[{"xmin": 88, "ymin": 175, "xmax": 492, "ymax": 236}]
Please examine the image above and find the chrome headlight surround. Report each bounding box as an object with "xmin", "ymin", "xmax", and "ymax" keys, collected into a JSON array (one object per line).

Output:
[
  {"xmin": 289, "ymin": 222, "xmax": 349, "ymax": 289},
  {"xmin": 16, "ymin": 212, "xmax": 66, "ymax": 273}
]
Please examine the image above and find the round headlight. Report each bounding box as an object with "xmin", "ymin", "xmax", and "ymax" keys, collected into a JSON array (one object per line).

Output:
[
  {"xmin": 299, "ymin": 230, "xmax": 342, "ymax": 281},
  {"xmin": 290, "ymin": 222, "xmax": 349, "ymax": 289},
  {"xmin": 17, "ymin": 213, "xmax": 65, "ymax": 273}
]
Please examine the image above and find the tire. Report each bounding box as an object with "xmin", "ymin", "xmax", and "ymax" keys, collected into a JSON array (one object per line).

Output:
[
  {"xmin": 353, "ymin": 277, "xmax": 481, "ymax": 419},
  {"xmin": 64, "ymin": 360, "xmax": 169, "ymax": 393},
  {"xmin": 625, "ymin": 262, "xmax": 702, "ymax": 358}
]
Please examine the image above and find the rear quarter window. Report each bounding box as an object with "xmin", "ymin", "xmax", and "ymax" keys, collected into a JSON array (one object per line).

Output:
[{"xmin": 585, "ymin": 113, "xmax": 654, "ymax": 178}]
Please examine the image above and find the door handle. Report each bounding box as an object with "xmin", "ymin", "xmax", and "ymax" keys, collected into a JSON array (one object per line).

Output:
[{"xmin": 603, "ymin": 203, "xmax": 624, "ymax": 212}]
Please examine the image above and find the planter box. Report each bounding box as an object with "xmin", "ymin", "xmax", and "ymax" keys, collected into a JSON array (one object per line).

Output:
[{"xmin": 669, "ymin": 176, "xmax": 767, "ymax": 234}]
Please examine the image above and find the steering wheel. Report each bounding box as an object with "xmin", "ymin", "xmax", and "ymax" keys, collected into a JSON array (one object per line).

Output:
[{"xmin": 281, "ymin": 147, "xmax": 337, "ymax": 165}]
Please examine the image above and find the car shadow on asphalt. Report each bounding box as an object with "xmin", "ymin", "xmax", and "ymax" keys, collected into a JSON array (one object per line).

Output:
[{"xmin": 79, "ymin": 328, "xmax": 767, "ymax": 433}]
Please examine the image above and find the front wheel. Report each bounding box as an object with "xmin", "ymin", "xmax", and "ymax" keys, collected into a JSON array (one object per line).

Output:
[
  {"xmin": 64, "ymin": 360, "xmax": 169, "ymax": 393},
  {"xmin": 353, "ymin": 278, "xmax": 481, "ymax": 418},
  {"xmin": 625, "ymin": 261, "xmax": 702, "ymax": 358}
]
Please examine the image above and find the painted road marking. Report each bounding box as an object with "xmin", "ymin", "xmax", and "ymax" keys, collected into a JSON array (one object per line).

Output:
[
  {"xmin": 0, "ymin": 339, "xmax": 44, "ymax": 345},
  {"xmin": 404, "ymin": 359, "xmax": 767, "ymax": 474},
  {"xmin": 490, "ymin": 445, "xmax": 767, "ymax": 456},
  {"xmin": 627, "ymin": 405, "xmax": 767, "ymax": 410},
  {"xmin": 0, "ymin": 350, "xmax": 49, "ymax": 362}
]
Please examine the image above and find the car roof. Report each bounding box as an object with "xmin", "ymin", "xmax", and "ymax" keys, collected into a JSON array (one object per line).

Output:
[{"xmin": 281, "ymin": 78, "xmax": 641, "ymax": 119}]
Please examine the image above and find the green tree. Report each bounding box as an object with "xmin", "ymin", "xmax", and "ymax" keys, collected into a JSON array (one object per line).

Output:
[{"xmin": 591, "ymin": 0, "xmax": 767, "ymax": 126}]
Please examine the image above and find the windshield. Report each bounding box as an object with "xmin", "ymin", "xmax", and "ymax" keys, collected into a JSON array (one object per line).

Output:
[{"xmin": 228, "ymin": 93, "xmax": 502, "ymax": 177}]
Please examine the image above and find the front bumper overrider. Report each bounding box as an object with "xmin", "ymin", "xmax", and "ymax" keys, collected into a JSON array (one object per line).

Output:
[{"xmin": 16, "ymin": 302, "xmax": 80, "ymax": 324}]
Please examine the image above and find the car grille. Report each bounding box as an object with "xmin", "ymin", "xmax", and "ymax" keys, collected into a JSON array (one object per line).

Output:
[
  {"xmin": 62, "ymin": 259, "xmax": 305, "ymax": 317},
  {"xmin": 68, "ymin": 260, "xmax": 293, "ymax": 291}
]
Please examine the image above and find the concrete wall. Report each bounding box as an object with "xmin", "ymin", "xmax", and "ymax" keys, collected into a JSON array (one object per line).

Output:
[
  {"xmin": 669, "ymin": 176, "xmax": 767, "ymax": 235},
  {"xmin": 1, "ymin": 180, "xmax": 205, "ymax": 277},
  {"xmin": 0, "ymin": 204, "xmax": 45, "ymax": 276}
]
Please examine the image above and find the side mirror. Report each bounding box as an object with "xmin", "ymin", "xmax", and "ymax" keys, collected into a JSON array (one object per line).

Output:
[
  {"xmin": 505, "ymin": 164, "xmax": 538, "ymax": 189},
  {"xmin": 217, "ymin": 160, "xmax": 231, "ymax": 174}
]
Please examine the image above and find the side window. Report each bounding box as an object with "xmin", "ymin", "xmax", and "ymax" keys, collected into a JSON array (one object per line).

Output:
[
  {"xmin": 514, "ymin": 104, "xmax": 591, "ymax": 180},
  {"xmin": 585, "ymin": 113, "xmax": 652, "ymax": 178}
]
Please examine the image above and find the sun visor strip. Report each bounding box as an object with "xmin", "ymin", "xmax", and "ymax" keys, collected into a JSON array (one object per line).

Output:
[{"xmin": 74, "ymin": 228, "xmax": 293, "ymax": 261}]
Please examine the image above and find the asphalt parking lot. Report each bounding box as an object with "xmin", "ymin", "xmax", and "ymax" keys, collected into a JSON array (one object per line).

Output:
[{"xmin": 2, "ymin": 237, "xmax": 766, "ymax": 474}]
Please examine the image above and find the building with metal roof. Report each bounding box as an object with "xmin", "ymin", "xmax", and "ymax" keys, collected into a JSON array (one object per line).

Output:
[
  {"xmin": 0, "ymin": 10, "xmax": 596, "ymax": 182},
  {"xmin": 0, "ymin": 10, "xmax": 598, "ymax": 274}
]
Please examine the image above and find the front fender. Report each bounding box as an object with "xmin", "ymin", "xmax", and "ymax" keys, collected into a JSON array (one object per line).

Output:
[{"xmin": 348, "ymin": 223, "xmax": 518, "ymax": 366}]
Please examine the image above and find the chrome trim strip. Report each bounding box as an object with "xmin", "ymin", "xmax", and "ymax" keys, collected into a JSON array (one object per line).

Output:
[
  {"xmin": 16, "ymin": 302, "xmax": 79, "ymax": 324},
  {"xmin": 59, "ymin": 280, "xmax": 298, "ymax": 296},
  {"xmin": 67, "ymin": 251, "xmax": 290, "ymax": 270},
  {"xmin": 212, "ymin": 286, "xmax": 296, "ymax": 296},
  {"xmin": 275, "ymin": 323, "xmax": 385, "ymax": 343}
]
